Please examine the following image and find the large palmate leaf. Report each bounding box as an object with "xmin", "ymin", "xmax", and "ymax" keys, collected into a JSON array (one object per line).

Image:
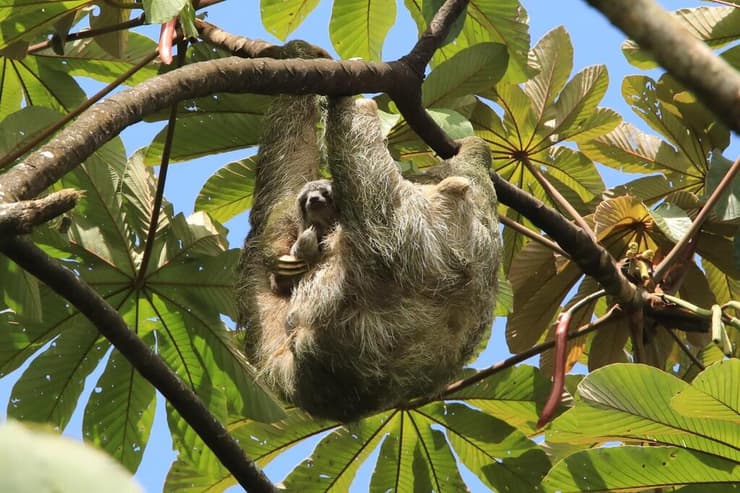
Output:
[
  {"xmin": 0, "ymin": 140, "xmax": 282, "ymax": 475},
  {"xmin": 166, "ymin": 366, "xmax": 551, "ymax": 491},
  {"xmin": 543, "ymin": 363, "xmax": 740, "ymax": 492},
  {"xmin": 330, "ymin": 0, "xmax": 396, "ymax": 61}
]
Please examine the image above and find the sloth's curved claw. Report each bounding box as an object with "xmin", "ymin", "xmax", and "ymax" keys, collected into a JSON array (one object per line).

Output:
[{"xmin": 276, "ymin": 254, "xmax": 308, "ymax": 277}]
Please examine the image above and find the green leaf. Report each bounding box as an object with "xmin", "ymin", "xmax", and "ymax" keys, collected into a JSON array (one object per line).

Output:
[
  {"xmin": 706, "ymin": 152, "xmax": 740, "ymax": 221},
  {"xmin": 369, "ymin": 432, "xmax": 401, "ymax": 492},
  {"xmin": 579, "ymin": 122, "xmax": 693, "ymax": 176},
  {"xmin": 507, "ymin": 240, "xmax": 582, "ymax": 352},
  {"xmin": 672, "ymin": 359, "xmax": 739, "ymax": 423},
  {"xmin": 547, "ymin": 65, "xmax": 617, "ymax": 145},
  {"xmin": 141, "ymin": 0, "xmax": 186, "ymax": 24},
  {"xmin": 0, "ymin": 57, "xmax": 86, "ymax": 120},
  {"xmin": 284, "ymin": 411, "xmax": 394, "ymax": 491},
  {"xmin": 195, "ymin": 157, "xmax": 256, "ymax": 223},
  {"xmin": 0, "ymin": 421, "xmax": 142, "ymax": 493},
  {"xmin": 261, "ymin": 0, "xmax": 320, "ymax": 40},
  {"xmin": 543, "ymin": 445, "xmax": 740, "ymax": 492},
  {"xmin": 587, "ymin": 312, "xmax": 630, "ymax": 371},
  {"xmin": 0, "ymin": 107, "xmax": 63, "ymax": 156},
  {"xmin": 448, "ymin": 365, "xmax": 552, "ymax": 435},
  {"xmin": 494, "ymin": 264, "xmax": 514, "ymax": 316},
  {"xmin": 423, "ymin": 42, "xmax": 509, "ymax": 109},
  {"xmin": 37, "ymin": 32, "xmax": 160, "ymax": 86},
  {"xmin": 144, "ymin": 112, "xmax": 264, "ymax": 164},
  {"xmin": 650, "ymin": 202, "xmax": 693, "ymax": 244},
  {"xmin": 704, "ymin": 258, "xmax": 740, "ymax": 305},
  {"xmin": 90, "ymin": 4, "xmax": 130, "ymax": 57},
  {"xmin": 607, "ymin": 175, "xmax": 673, "ymax": 205},
  {"xmin": 524, "ymin": 26, "xmax": 574, "ymax": 138},
  {"xmin": 82, "ymin": 345, "xmax": 156, "ymax": 473},
  {"xmin": 0, "ymin": 0, "xmax": 90, "ymax": 50},
  {"xmin": 8, "ymin": 323, "xmax": 109, "ymax": 428},
  {"xmin": 548, "ymin": 364, "xmax": 740, "ymax": 462},
  {"xmin": 622, "ymin": 75, "xmax": 709, "ymax": 167},
  {"xmin": 330, "ymin": 0, "xmax": 396, "ymax": 61},
  {"xmin": 0, "ymin": 255, "xmax": 42, "ymax": 323},
  {"xmin": 421, "ymin": 403, "xmax": 550, "ymax": 492}
]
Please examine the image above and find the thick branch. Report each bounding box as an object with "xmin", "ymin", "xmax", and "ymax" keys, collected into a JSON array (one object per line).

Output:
[
  {"xmin": 0, "ymin": 57, "xmax": 417, "ymax": 202},
  {"xmin": 403, "ymin": 0, "xmax": 471, "ymax": 75},
  {"xmin": 0, "ymin": 237, "xmax": 276, "ymax": 493},
  {"xmin": 0, "ymin": 190, "xmax": 79, "ymax": 235},
  {"xmin": 586, "ymin": 0, "xmax": 740, "ymax": 131},
  {"xmin": 491, "ymin": 172, "xmax": 639, "ymax": 307}
]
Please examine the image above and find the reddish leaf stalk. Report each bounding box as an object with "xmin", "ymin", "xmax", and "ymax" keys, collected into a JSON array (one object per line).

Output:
[{"xmin": 537, "ymin": 289, "xmax": 606, "ymax": 428}]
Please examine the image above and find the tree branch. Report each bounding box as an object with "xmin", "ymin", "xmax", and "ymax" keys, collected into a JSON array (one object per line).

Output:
[
  {"xmin": 585, "ymin": 0, "xmax": 740, "ymax": 131},
  {"xmin": 0, "ymin": 190, "xmax": 80, "ymax": 235},
  {"xmin": 653, "ymin": 155, "xmax": 740, "ymax": 283},
  {"xmin": 0, "ymin": 237, "xmax": 276, "ymax": 493},
  {"xmin": 491, "ymin": 172, "xmax": 639, "ymax": 308}
]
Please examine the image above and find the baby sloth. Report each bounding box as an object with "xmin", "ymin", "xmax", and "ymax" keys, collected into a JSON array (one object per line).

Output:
[{"xmin": 271, "ymin": 179, "xmax": 339, "ymax": 295}]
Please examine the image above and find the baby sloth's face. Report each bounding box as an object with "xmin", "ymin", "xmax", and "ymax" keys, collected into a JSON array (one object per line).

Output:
[{"xmin": 298, "ymin": 180, "xmax": 338, "ymax": 229}]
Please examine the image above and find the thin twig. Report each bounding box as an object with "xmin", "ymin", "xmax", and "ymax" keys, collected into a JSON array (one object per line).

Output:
[
  {"xmin": 499, "ymin": 215, "xmax": 570, "ymax": 257},
  {"xmin": 520, "ymin": 155, "xmax": 597, "ymax": 241},
  {"xmin": 653, "ymin": 156, "xmax": 740, "ymax": 282},
  {"xmin": 430, "ymin": 306, "xmax": 621, "ymax": 402},
  {"xmin": 28, "ymin": 15, "xmax": 146, "ymax": 53},
  {"xmin": 666, "ymin": 328, "xmax": 705, "ymax": 371},
  {"xmin": 135, "ymin": 41, "xmax": 187, "ymax": 288}
]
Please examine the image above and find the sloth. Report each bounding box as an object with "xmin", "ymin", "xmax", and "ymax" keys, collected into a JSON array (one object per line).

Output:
[
  {"xmin": 270, "ymin": 179, "xmax": 339, "ymax": 296},
  {"xmin": 236, "ymin": 94, "xmax": 501, "ymax": 422}
]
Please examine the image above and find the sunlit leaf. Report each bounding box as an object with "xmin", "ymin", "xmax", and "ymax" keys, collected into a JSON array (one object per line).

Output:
[
  {"xmin": 650, "ymin": 202, "xmax": 692, "ymax": 244},
  {"xmin": 543, "ymin": 445, "xmax": 740, "ymax": 492},
  {"xmin": 330, "ymin": 0, "xmax": 396, "ymax": 61},
  {"xmin": 423, "ymin": 43, "xmax": 509, "ymax": 109},
  {"xmin": 548, "ymin": 364, "xmax": 740, "ymax": 462},
  {"xmin": 141, "ymin": 0, "xmax": 186, "ymax": 24},
  {"xmin": 0, "ymin": 0, "xmax": 91, "ymax": 50},
  {"xmin": 672, "ymin": 359, "xmax": 739, "ymax": 423},
  {"xmin": 261, "ymin": 0, "xmax": 320, "ymax": 40},
  {"xmin": 706, "ymin": 153, "xmax": 740, "ymax": 221},
  {"xmin": 195, "ymin": 157, "xmax": 256, "ymax": 223}
]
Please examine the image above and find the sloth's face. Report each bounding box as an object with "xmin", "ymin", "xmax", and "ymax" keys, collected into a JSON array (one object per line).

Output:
[{"xmin": 298, "ymin": 180, "xmax": 338, "ymax": 228}]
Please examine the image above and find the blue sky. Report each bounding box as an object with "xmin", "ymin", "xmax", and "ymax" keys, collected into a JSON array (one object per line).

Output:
[{"xmin": 2, "ymin": 1, "xmax": 734, "ymax": 491}]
